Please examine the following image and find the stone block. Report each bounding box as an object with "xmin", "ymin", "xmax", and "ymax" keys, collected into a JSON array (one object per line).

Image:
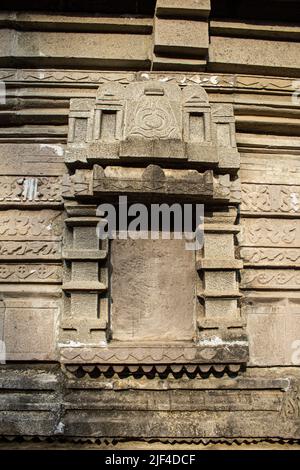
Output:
[
  {"xmin": 154, "ymin": 18, "xmax": 209, "ymax": 57},
  {"xmin": 205, "ymin": 271, "xmax": 238, "ymax": 295},
  {"xmin": 152, "ymin": 53, "xmax": 207, "ymax": 71},
  {"xmin": 246, "ymin": 297, "xmax": 300, "ymax": 366},
  {"xmin": 2, "ymin": 298, "xmax": 59, "ymax": 361},
  {"xmin": 156, "ymin": 0, "xmax": 211, "ymax": 18},
  {"xmin": 0, "ymin": 12, "xmax": 153, "ymax": 34},
  {"xmin": 0, "ymin": 143, "xmax": 65, "ymax": 176},
  {"xmin": 241, "ymin": 154, "xmax": 300, "ymax": 186},
  {"xmin": 0, "ymin": 30, "xmax": 151, "ymax": 68},
  {"xmin": 210, "ymin": 20, "xmax": 300, "ymax": 40},
  {"xmin": 209, "ymin": 36, "xmax": 300, "ymax": 77},
  {"xmin": 204, "ymin": 233, "xmax": 235, "ymax": 259},
  {"xmin": 204, "ymin": 298, "xmax": 238, "ymax": 318}
]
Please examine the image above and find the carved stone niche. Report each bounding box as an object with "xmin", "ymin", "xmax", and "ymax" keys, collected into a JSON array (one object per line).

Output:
[
  {"xmin": 65, "ymin": 80, "xmax": 239, "ymax": 171},
  {"xmin": 60, "ymin": 79, "xmax": 248, "ymax": 375}
]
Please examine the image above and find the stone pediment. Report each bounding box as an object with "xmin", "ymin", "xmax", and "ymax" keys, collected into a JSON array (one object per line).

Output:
[{"xmin": 65, "ymin": 80, "xmax": 239, "ymax": 170}]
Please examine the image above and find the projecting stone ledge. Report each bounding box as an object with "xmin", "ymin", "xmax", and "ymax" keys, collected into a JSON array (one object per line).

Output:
[
  {"xmin": 62, "ymin": 165, "xmax": 240, "ymax": 204},
  {"xmin": 156, "ymin": 0, "xmax": 210, "ymax": 18},
  {"xmin": 60, "ymin": 341, "xmax": 249, "ymax": 366}
]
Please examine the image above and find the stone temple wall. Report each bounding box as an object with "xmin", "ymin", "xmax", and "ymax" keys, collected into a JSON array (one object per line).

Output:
[{"xmin": 0, "ymin": 0, "xmax": 300, "ymax": 448}]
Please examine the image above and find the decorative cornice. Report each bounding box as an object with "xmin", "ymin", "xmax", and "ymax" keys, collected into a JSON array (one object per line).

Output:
[
  {"xmin": 60, "ymin": 343, "xmax": 249, "ymax": 365},
  {"xmin": 0, "ymin": 69, "xmax": 298, "ymax": 93},
  {"xmin": 65, "ymin": 363, "xmax": 242, "ymax": 377}
]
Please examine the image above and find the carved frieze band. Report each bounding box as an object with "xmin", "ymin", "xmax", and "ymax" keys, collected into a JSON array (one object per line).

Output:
[
  {"xmin": 60, "ymin": 343, "xmax": 248, "ymax": 364},
  {"xmin": 240, "ymin": 219, "xmax": 299, "ymax": 247},
  {"xmin": 0, "ymin": 241, "xmax": 61, "ymax": 260},
  {"xmin": 241, "ymin": 184, "xmax": 300, "ymax": 216},
  {"xmin": 241, "ymin": 248, "xmax": 300, "ymax": 267},
  {"xmin": 65, "ymin": 363, "xmax": 242, "ymax": 376},
  {"xmin": 0, "ymin": 176, "xmax": 62, "ymax": 206},
  {"xmin": 241, "ymin": 269, "xmax": 300, "ymax": 290},
  {"xmin": 0, "ymin": 69, "xmax": 298, "ymax": 93},
  {"xmin": 240, "ymin": 218, "xmax": 300, "ymax": 270},
  {"xmin": 0, "ymin": 210, "xmax": 63, "ymax": 240},
  {"xmin": 0, "ymin": 264, "xmax": 62, "ymax": 283},
  {"xmin": 62, "ymin": 165, "xmax": 240, "ymax": 203},
  {"xmin": 0, "ymin": 210, "xmax": 63, "ymax": 261}
]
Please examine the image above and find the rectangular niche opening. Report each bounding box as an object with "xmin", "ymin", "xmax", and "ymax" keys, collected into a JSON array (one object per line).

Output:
[
  {"xmin": 100, "ymin": 111, "xmax": 117, "ymax": 141},
  {"xmin": 111, "ymin": 237, "xmax": 197, "ymax": 342},
  {"xmin": 189, "ymin": 113, "xmax": 205, "ymax": 142},
  {"xmin": 74, "ymin": 118, "xmax": 87, "ymax": 142}
]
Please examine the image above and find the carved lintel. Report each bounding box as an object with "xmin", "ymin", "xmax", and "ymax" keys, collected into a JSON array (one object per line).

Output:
[{"xmin": 62, "ymin": 164, "xmax": 242, "ymax": 204}]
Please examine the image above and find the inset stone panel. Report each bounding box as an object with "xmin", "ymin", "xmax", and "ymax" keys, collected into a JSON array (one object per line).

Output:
[{"xmin": 111, "ymin": 238, "xmax": 197, "ymax": 342}]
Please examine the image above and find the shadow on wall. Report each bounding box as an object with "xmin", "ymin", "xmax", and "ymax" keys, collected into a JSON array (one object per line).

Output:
[{"xmin": 0, "ymin": 0, "xmax": 157, "ymax": 15}]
